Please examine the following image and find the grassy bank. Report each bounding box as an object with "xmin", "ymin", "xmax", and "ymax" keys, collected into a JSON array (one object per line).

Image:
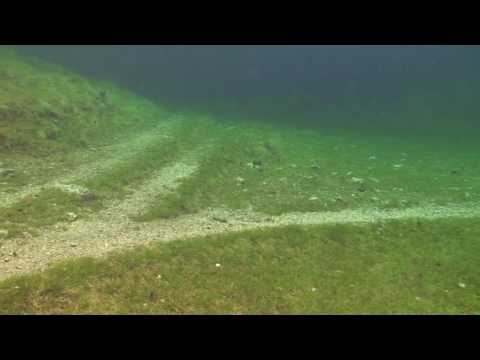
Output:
[{"xmin": 0, "ymin": 47, "xmax": 167, "ymax": 156}]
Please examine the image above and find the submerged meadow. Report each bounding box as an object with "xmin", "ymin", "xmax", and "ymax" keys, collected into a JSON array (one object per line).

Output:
[{"xmin": 0, "ymin": 47, "xmax": 479, "ymax": 314}]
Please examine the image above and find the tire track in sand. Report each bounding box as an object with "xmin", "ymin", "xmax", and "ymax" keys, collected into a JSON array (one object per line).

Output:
[
  {"xmin": 0, "ymin": 140, "xmax": 215, "ymax": 280},
  {"xmin": 0, "ymin": 120, "xmax": 177, "ymax": 207}
]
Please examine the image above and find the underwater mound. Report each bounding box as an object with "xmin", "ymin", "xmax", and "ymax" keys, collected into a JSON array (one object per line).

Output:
[{"xmin": 0, "ymin": 47, "xmax": 168, "ymax": 156}]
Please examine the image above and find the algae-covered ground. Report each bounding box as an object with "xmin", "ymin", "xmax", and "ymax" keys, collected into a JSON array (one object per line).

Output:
[
  {"xmin": 0, "ymin": 47, "xmax": 479, "ymax": 314},
  {"xmin": 1, "ymin": 217, "xmax": 479, "ymax": 315}
]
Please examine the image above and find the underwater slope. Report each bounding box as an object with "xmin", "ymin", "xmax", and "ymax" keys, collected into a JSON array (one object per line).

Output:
[
  {"xmin": 0, "ymin": 49, "xmax": 479, "ymax": 314},
  {"xmin": 0, "ymin": 47, "xmax": 168, "ymax": 155}
]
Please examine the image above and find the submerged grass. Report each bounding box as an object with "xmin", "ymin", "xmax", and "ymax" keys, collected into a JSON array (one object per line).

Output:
[
  {"xmin": 137, "ymin": 121, "xmax": 480, "ymax": 221},
  {"xmin": 0, "ymin": 47, "xmax": 168, "ymax": 156},
  {"xmin": 0, "ymin": 188, "xmax": 102, "ymax": 240},
  {"xmin": 0, "ymin": 217, "xmax": 479, "ymax": 314},
  {"xmin": 0, "ymin": 117, "xmax": 218, "ymax": 240}
]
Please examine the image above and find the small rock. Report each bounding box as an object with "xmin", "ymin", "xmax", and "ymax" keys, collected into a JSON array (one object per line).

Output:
[
  {"xmin": 215, "ymin": 263, "xmax": 222, "ymax": 268},
  {"xmin": 311, "ymin": 288, "xmax": 317, "ymax": 292},
  {"xmin": 357, "ymin": 183, "xmax": 368, "ymax": 192},
  {"xmin": 236, "ymin": 177, "xmax": 245, "ymax": 184},
  {"xmin": 80, "ymin": 191, "xmax": 97, "ymax": 203},
  {"xmin": 70, "ymin": 243, "xmax": 78, "ymax": 248},
  {"xmin": 393, "ymin": 164, "xmax": 403, "ymax": 169},
  {"xmin": 352, "ymin": 177, "xmax": 364, "ymax": 183},
  {"xmin": 212, "ymin": 216, "xmax": 228, "ymax": 223},
  {"xmin": 309, "ymin": 196, "xmax": 318, "ymax": 201},
  {"xmin": 66, "ymin": 212, "xmax": 78, "ymax": 222},
  {"xmin": 369, "ymin": 156, "xmax": 377, "ymax": 160},
  {"xmin": 458, "ymin": 282, "xmax": 467, "ymax": 289}
]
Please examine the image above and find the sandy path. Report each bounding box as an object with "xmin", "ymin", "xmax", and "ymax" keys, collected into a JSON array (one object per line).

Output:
[
  {"xmin": 0, "ymin": 120, "xmax": 176, "ymax": 207},
  {"xmin": 1, "ymin": 195, "xmax": 479, "ymax": 280}
]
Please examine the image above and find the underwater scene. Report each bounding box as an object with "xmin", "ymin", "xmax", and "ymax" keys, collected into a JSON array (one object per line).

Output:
[{"xmin": 0, "ymin": 45, "xmax": 479, "ymax": 314}]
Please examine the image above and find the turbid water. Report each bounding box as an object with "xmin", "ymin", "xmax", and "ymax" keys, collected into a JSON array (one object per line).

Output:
[{"xmin": 1, "ymin": 46, "xmax": 479, "ymax": 314}]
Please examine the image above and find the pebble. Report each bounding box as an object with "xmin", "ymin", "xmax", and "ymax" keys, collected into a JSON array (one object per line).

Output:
[
  {"xmin": 215, "ymin": 263, "xmax": 222, "ymax": 268},
  {"xmin": 352, "ymin": 177, "xmax": 364, "ymax": 183},
  {"xmin": 66, "ymin": 212, "xmax": 78, "ymax": 222},
  {"xmin": 309, "ymin": 196, "xmax": 318, "ymax": 201},
  {"xmin": 458, "ymin": 282, "xmax": 466, "ymax": 289},
  {"xmin": 236, "ymin": 177, "xmax": 245, "ymax": 184}
]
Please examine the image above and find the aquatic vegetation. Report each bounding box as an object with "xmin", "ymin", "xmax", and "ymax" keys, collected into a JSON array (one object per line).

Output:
[
  {"xmin": 0, "ymin": 217, "xmax": 479, "ymax": 314},
  {"xmin": 137, "ymin": 121, "xmax": 480, "ymax": 220},
  {"xmin": 1, "ymin": 46, "xmax": 479, "ymax": 315},
  {"xmin": 0, "ymin": 47, "xmax": 168, "ymax": 156}
]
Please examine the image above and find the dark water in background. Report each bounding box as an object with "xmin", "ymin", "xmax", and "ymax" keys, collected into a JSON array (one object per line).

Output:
[{"xmin": 15, "ymin": 45, "xmax": 480, "ymax": 137}]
